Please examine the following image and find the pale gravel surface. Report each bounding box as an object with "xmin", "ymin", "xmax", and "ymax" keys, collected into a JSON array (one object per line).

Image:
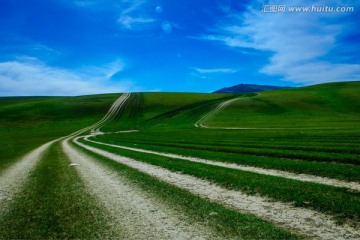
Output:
[
  {"xmin": 0, "ymin": 138, "xmax": 61, "ymax": 207},
  {"xmin": 62, "ymin": 92, "xmax": 223, "ymax": 239},
  {"xmin": 75, "ymin": 138, "xmax": 360, "ymax": 240},
  {"xmin": 71, "ymin": 93, "xmax": 131, "ymax": 137},
  {"xmin": 62, "ymin": 139, "xmax": 221, "ymax": 240},
  {"xmin": 84, "ymin": 137, "xmax": 360, "ymax": 192},
  {"xmin": 0, "ymin": 93, "xmax": 127, "ymax": 212}
]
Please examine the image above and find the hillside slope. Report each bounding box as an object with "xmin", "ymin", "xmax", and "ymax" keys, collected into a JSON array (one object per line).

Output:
[
  {"xmin": 1, "ymin": 81, "xmax": 360, "ymax": 239},
  {"xmin": 206, "ymin": 81, "xmax": 360, "ymax": 128}
]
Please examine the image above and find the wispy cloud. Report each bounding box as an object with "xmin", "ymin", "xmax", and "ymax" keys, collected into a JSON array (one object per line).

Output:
[
  {"xmin": 0, "ymin": 57, "xmax": 138, "ymax": 96},
  {"xmin": 193, "ymin": 68, "xmax": 237, "ymax": 74},
  {"xmin": 71, "ymin": 0, "xmax": 171, "ymax": 32},
  {"xmin": 118, "ymin": 16, "xmax": 155, "ymax": 30},
  {"xmin": 116, "ymin": 0, "xmax": 158, "ymax": 30},
  {"xmin": 199, "ymin": 0, "xmax": 360, "ymax": 84},
  {"xmin": 121, "ymin": 0, "xmax": 147, "ymax": 15},
  {"xmin": 0, "ymin": 36, "xmax": 61, "ymax": 61}
]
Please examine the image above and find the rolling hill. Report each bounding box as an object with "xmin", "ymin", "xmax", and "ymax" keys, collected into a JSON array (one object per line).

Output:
[
  {"xmin": 213, "ymin": 83, "xmax": 291, "ymax": 93},
  {"xmin": 206, "ymin": 81, "xmax": 360, "ymax": 128},
  {"xmin": 0, "ymin": 81, "xmax": 359, "ymax": 239}
]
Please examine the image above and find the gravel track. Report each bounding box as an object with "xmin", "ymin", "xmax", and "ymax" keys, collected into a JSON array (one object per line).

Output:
[
  {"xmin": 195, "ymin": 97, "xmax": 241, "ymax": 128},
  {"xmin": 0, "ymin": 138, "xmax": 61, "ymax": 207},
  {"xmin": 4, "ymin": 91, "xmax": 358, "ymax": 239},
  {"xmin": 62, "ymin": 139, "xmax": 220, "ymax": 239},
  {"xmin": 70, "ymin": 93, "xmax": 131, "ymax": 137},
  {"xmin": 84, "ymin": 137, "xmax": 360, "ymax": 192},
  {"xmin": 74, "ymin": 138, "xmax": 360, "ymax": 240},
  {"xmin": 0, "ymin": 93, "xmax": 128, "ymax": 213},
  {"xmin": 61, "ymin": 93, "xmax": 222, "ymax": 239}
]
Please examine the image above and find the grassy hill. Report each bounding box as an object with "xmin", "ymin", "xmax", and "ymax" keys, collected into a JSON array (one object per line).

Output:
[
  {"xmin": 93, "ymin": 81, "xmax": 360, "ymax": 181},
  {"xmin": 90, "ymin": 81, "xmax": 360, "ymax": 227},
  {"xmin": 101, "ymin": 92, "xmax": 234, "ymax": 131},
  {"xmin": 0, "ymin": 92, "xmax": 231, "ymax": 169},
  {"xmin": 206, "ymin": 81, "xmax": 360, "ymax": 128},
  {"xmin": 2, "ymin": 81, "xmax": 359, "ymax": 168},
  {"xmin": 0, "ymin": 94, "xmax": 120, "ymax": 170},
  {"xmin": 1, "ymin": 81, "xmax": 360, "ymax": 238}
]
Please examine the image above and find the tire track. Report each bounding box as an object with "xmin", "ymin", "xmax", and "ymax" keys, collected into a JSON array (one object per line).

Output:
[
  {"xmin": 62, "ymin": 139, "xmax": 221, "ymax": 239},
  {"xmin": 61, "ymin": 93, "xmax": 222, "ymax": 239},
  {"xmin": 0, "ymin": 138, "xmax": 62, "ymax": 208},
  {"xmin": 0, "ymin": 93, "xmax": 128, "ymax": 212},
  {"xmin": 83, "ymin": 137, "xmax": 360, "ymax": 192},
  {"xmin": 74, "ymin": 138, "xmax": 360, "ymax": 240},
  {"xmin": 195, "ymin": 97, "xmax": 242, "ymax": 128}
]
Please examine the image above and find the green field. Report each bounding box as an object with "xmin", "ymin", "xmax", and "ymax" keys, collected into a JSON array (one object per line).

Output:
[
  {"xmin": 204, "ymin": 81, "xmax": 360, "ymax": 128},
  {"xmin": 0, "ymin": 94, "xmax": 120, "ymax": 172},
  {"xmin": 1, "ymin": 81, "xmax": 359, "ymax": 239}
]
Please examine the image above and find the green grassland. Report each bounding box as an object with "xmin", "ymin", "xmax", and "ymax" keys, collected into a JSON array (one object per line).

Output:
[
  {"xmin": 81, "ymin": 138, "xmax": 360, "ymax": 224},
  {"xmin": 101, "ymin": 92, "xmax": 234, "ymax": 131},
  {"xmin": 0, "ymin": 94, "xmax": 120, "ymax": 171},
  {"xmin": 1, "ymin": 81, "xmax": 360, "ymax": 238},
  {"xmin": 205, "ymin": 81, "xmax": 360, "ymax": 128},
  {"xmin": 0, "ymin": 143, "xmax": 117, "ymax": 239},
  {"xmin": 90, "ymin": 81, "xmax": 360, "ymax": 226},
  {"xmin": 71, "ymin": 142, "xmax": 302, "ymax": 240},
  {"xmin": 94, "ymin": 82, "xmax": 360, "ymax": 183}
]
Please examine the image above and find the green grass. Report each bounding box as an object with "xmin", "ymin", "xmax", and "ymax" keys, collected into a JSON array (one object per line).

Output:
[
  {"xmin": 81, "ymin": 138, "xmax": 360, "ymax": 225},
  {"xmin": 101, "ymin": 92, "xmax": 236, "ymax": 131},
  {"xmin": 71, "ymin": 141, "xmax": 303, "ymax": 240},
  {"xmin": 1, "ymin": 81, "xmax": 360, "ymax": 238},
  {"xmin": 0, "ymin": 94, "xmax": 120, "ymax": 172},
  {"xmin": 205, "ymin": 81, "xmax": 360, "ymax": 128},
  {"xmin": 94, "ymin": 135, "xmax": 360, "ymax": 182},
  {"xmin": 0, "ymin": 143, "xmax": 117, "ymax": 239}
]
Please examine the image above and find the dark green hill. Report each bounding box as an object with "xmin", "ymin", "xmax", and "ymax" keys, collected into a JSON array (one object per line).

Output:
[{"xmin": 213, "ymin": 83, "xmax": 291, "ymax": 93}]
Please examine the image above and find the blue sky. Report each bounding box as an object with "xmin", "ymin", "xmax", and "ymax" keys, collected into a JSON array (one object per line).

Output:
[{"xmin": 0, "ymin": 0, "xmax": 359, "ymax": 96}]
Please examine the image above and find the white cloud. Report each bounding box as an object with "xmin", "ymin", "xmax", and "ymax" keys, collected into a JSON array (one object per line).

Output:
[
  {"xmin": 118, "ymin": 16, "xmax": 155, "ymax": 30},
  {"xmin": 193, "ymin": 68, "xmax": 237, "ymax": 74},
  {"xmin": 0, "ymin": 57, "xmax": 138, "ymax": 96},
  {"xmin": 115, "ymin": 0, "xmax": 158, "ymax": 30},
  {"xmin": 263, "ymin": 62, "xmax": 360, "ymax": 84},
  {"xmin": 199, "ymin": 0, "xmax": 360, "ymax": 84}
]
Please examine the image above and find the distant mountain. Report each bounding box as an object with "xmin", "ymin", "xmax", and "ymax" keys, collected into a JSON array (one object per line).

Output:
[{"xmin": 213, "ymin": 83, "xmax": 291, "ymax": 93}]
